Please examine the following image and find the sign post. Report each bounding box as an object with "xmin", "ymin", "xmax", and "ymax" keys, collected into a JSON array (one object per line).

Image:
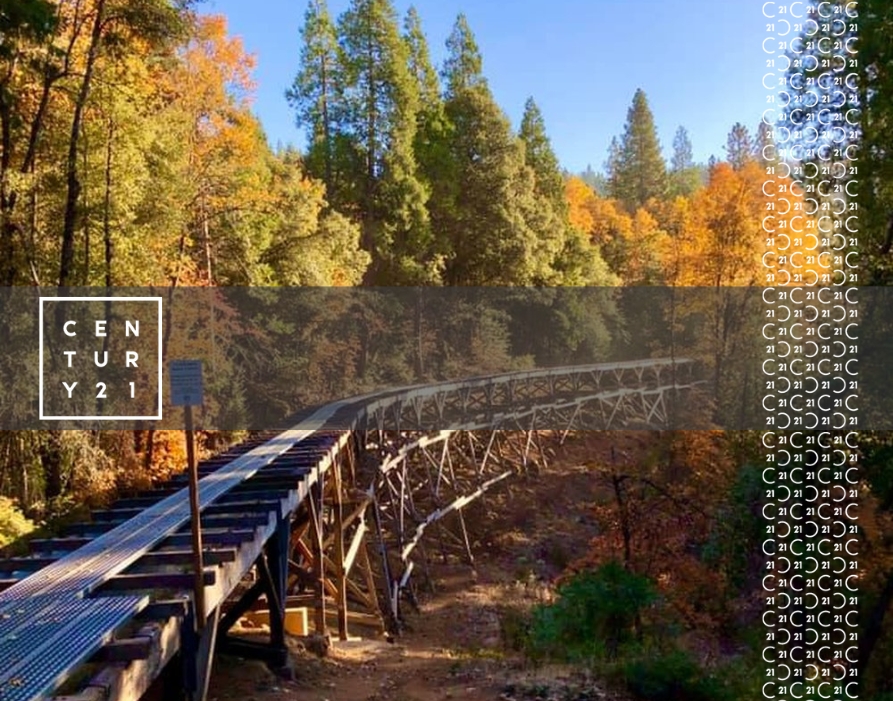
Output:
[{"xmin": 170, "ymin": 360, "xmax": 206, "ymax": 629}]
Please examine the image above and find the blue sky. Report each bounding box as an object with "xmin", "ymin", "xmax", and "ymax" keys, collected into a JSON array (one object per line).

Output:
[{"xmin": 202, "ymin": 0, "xmax": 768, "ymax": 174}]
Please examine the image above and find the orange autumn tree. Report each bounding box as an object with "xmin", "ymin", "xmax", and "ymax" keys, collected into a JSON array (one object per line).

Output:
[
  {"xmin": 565, "ymin": 176, "xmax": 598, "ymax": 236},
  {"xmin": 569, "ymin": 430, "xmax": 740, "ymax": 641},
  {"xmin": 564, "ymin": 176, "xmax": 667, "ymax": 285},
  {"xmin": 655, "ymin": 159, "xmax": 818, "ymax": 424}
]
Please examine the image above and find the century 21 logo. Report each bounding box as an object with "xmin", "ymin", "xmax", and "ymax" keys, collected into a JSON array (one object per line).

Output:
[{"xmin": 39, "ymin": 297, "xmax": 163, "ymax": 421}]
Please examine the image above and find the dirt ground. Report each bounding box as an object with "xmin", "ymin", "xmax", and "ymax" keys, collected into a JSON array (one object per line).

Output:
[{"xmin": 208, "ymin": 433, "xmax": 651, "ymax": 701}]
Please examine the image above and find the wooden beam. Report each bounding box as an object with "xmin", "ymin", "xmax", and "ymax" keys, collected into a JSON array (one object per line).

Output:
[
  {"xmin": 201, "ymin": 500, "xmax": 282, "ymax": 515},
  {"xmin": 135, "ymin": 548, "xmax": 237, "ymax": 569},
  {"xmin": 101, "ymin": 569, "xmax": 216, "ymax": 592},
  {"xmin": 164, "ymin": 529, "xmax": 256, "ymax": 548},
  {"xmin": 91, "ymin": 637, "xmax": 154, "ymax": 663},
  {"xmin": 0, "ymin": 556, "xmax": 56, "ymax": 573},
  {"xmin": 139, "ymin": 598, "xmax": 189, "ymax": 620},
  {"xmin": 29, "ymin": 537, "xmax": 92, "ymax": 553},
  {"xmin": 52, "ymin": 616, "xmax": 182, "ymax": 701}
]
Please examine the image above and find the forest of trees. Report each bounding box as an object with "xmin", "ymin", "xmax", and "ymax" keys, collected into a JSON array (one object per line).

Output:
[
  {"xmin": 0, "ymin": 0, "xmax": 793, "ymax": 516},
  {"xmin": 2, "ymin": 0, "xmax": 893, "ymax": 697}
]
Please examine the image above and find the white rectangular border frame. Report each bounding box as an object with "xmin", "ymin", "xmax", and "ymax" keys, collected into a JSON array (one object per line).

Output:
[{"xmin": 39, "ymin": 297, "xmax": 163, "ymax": 421}]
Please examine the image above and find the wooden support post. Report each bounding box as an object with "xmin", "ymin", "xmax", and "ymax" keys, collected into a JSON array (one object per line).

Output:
[
  {"xmin": 306, "ymin": 483, "xmax": 327, "ymax": 636},
  {"xmin": 263, "ymin": 514, "xmax": 291, "ymax": 666},
  {"xmin": 332, "ymin": 455, "xmax": 349, "ymax": 641},
  {"xmin": 175, "ymin": 604, "xmax": 219, "ymax": 701},
  {"xmin": 185, "ymin": 405, "xmax": 207, "ymax": 630}
]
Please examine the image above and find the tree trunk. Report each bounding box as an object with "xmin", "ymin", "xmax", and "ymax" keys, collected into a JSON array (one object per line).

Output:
[
  {"xmin": 40, "ymin": 431, "xmax": 65, "ymax": 503},
  {"xmin": 59, "ymin": 0, "xmax": 106, "ymax": 288},
  {"xmin": 860, "ymin": 568, "xmax": 893, "ymax": 678},
  {"xmin": 321, "ymin": 53, "xmax": 332, "ymax": 194},
  {"xmin": 103, "ymin": 115, "xmax": 114, "ymax": 288}
]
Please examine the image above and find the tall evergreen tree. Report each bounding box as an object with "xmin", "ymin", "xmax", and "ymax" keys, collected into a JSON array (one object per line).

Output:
[
  {"xmin": 725, "ymin": 122, "xmax": 754, "ymax": 170},
  {"xmin": 519, "ymin": 97, "xmax": 566, "ymax": 213},
  {"xmin": 439, "ymin": 14, "xmax": 556, "ymax": 285},
  {"xmin": 403, "ymin": 6, "xmax": 439, "ymax": 110},
  {"xmin": 671, "ymin": 126, "xmax": 693, "ymax": 172},
  {"xmin": 442, "ymin": 13, "xmax": 485, "ymax": 97},
  {"xmin": 287, "ymin": 0, "xmax": 342, "ymax": 198},
  {"xmin": 607, "ymin": 89, "xmax": 667, "ymax": 211},
  {"xmin": 754, "ymin": 121, "xmax": 778, "ymax": 168},
  {"xmin": 604, "ymin": 136, "xmax": 621, "ymax": 188},
  {"xmin": 402, "ymin": 5, "xmax": 450, "ymax": 273},
  {"xmin": 337, "ymin": 0, "xmax": 434, "ymax": 283},
  {"xmin": 668, "ymin": 126, "xmax": 700, "ymax": 198}
]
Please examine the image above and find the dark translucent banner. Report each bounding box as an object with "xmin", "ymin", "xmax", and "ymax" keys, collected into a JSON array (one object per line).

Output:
[{"xmin": 0, "ymin": 286, "xmax": 886, "ymax": 430}]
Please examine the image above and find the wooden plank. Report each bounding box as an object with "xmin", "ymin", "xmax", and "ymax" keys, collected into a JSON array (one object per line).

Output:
[
  {"xmin": 54, "ymin": 616, "xmax": 182, "ymax": 701},
  {"xmin": 135, "ymin": 548, "xmax": 237, "ymax": 569},
  {"xmin": 0, "ymin": 557, "xmax": 57, "ymax": 574},
  {"xmin": 101, "ymin": 570, "xmax": 216, "ymax": 592},
  {"xmin": 29, "ymin": 537, "xmax": 92, "ymax": 554},
  {"xmin": 194, "ymin": 514, "xmax": 272, "ymax": 530},
  {"xmin": 164, "ymin": 529, "xmax": 257, "ymax": 548},
  {"xmin": 201, "ymin": 500, "xmax": 281, "ymax": 515},
  {"xmin": 139, "ymin": 599, "xmax": 189, "ymax": 620},
  {"xmin": 92, "ymin": 637, "xmax": 153, "ymax": 663},
  {"xmin": 111, "ymin": 492, "xmax": 178, "ymax": 509},
  {"xmin": 64, "ymin": 522, "xmax": 125, "ymax": 537}
]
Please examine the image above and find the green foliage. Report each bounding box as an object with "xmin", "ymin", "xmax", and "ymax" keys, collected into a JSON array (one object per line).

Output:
[
  {"xmin": 403, "ymin": 6, "xmax": 440, "ymax": 109},
  {"xmin": 0, "ymin": 0, "xmax": 56, "ymax": 52},
  {"xmin": 700, "ymin": 462, "xmax": 765, "ymax": 591},
  {"xmin": 286, "ymin": 0, "xmax": 341, "ymax": 196},
  {"xmin": 527, "ymin": 561, "xmax": 656, "ymax": 662},
  {"xmin": 724, "ymin": 122, "xmax": 753, "ymax": 170},
  {"xmin": 621, "ymin": 650, "xmax": 733, "ymax": 701},
  {"xmin": 441, "ymin": 77, "xmax": 547, "ymax": 284},
  {"xmin": 0, "ymin": 497, "xmax": 34, "ymax": 549},
  {"xmin": 860, "ymin": 0, "xmax": 893, "ymax": 283},
  {"xmin": 442, "ymin": 13, "xmax": 484, "ymax": 97},
  {"xmin": 520, "ymin": 98, "xmax": 566, "ymax": 212},
  {"xmin": 337, "ymin": 0, "xmax": 435, "ymax": 284},
  {"xmin": 607, "ymin": 89, "xmax": 667, "ymax": 212},
  {"xmin": 668, "ymin": 127, "xmax": 701, "ymax": 198}
]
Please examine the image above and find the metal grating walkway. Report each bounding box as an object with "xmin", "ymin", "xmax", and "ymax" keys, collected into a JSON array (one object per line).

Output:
[
  {"xmin": 0, "ymin": 401, "xmax": 346, "ymax": 701},
  {"xmin": 0, "ymin": 594, "xmax": 147, "ymax": 701}
]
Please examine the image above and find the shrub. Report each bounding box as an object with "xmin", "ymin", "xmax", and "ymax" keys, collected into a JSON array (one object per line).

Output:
[
  {"xmin": 623, "ymin": 650, "xmax": 731, "ymax": 701},
  {"xmin": 527, "ymin": 560, "xmax": 656, "ymax": 662},
  {"xmin": 0, "ymin": 497, "xmax": 35, "ymax": 549}
]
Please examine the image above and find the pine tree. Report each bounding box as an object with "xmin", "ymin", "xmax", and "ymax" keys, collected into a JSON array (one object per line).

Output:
[
  {"xmin": 668, "ymin": 126, "xmax": 700, "ymax": 198},
  {"xmin": 287, "ymin": 0, "xmax": 342, "ymax": 198},
  {"xmin": 519, "ymin": 97, "xmax": 566, "ymax": 213},
  {"xmin": 607, "ymin": 89, "xmax": 667, "ymax": 212},
  {"xmin": 442, "ymin": 13, "xmax": 484, "ymax": 97},
  {"xmin": 402, "ymin": 5, "xmax": 450, "ymax": 273},
  {"xmin": 337, "ymin": 0, "xmax": 434, "ymax": 284},
  {"xmin": 604, "ymin": 136, "xmax": 621, "ymax": 186},
  {"xmin": 439, "ymin": 14, "xmax": 555, "ymax": 285},
  {"xmin": 403, "ymin": 6, "xmax": 439, "ymax": 110},
  {"xmin": 725, "ymin": 122, "xmax": 753, "ymax": 170},
  {"xmin": 671, "ymin": 126, "xmax": 693, "ymax": 172},
  {"xmin": 754, "ymin": 121, "xmax": 778, "ymax": 169}
]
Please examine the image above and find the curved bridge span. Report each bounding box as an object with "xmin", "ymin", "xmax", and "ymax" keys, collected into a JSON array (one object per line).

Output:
[{"xmin": 0, "ymin": 359, "xmax": 700, "ymax": 701}]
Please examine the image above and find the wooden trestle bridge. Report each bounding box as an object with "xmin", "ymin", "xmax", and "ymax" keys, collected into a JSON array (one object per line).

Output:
[{"xmin": 0, "ymin": 359, "xmax": 700, "ymax": 701}]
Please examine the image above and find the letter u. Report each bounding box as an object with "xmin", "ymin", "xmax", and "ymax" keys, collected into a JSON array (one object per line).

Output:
[{"xmin": 94, "ymin": 351, "xmax": 108, "ymax": 367}]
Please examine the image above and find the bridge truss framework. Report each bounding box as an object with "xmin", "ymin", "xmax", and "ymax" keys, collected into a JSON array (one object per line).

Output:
[{"xmin": 0, "ymin": 359, "xmax": 701, "ymax": 701}]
